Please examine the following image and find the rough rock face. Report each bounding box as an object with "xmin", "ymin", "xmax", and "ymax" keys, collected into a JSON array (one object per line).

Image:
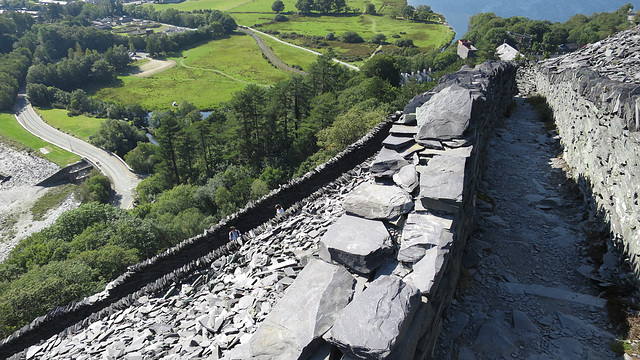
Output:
[
  {"xmin": 525, "ymin": 26, "xmax": 640, "ymax": 279},
  {"xmin": 415, "ymin": 85, "xmax": 473, "ymax": 142},
  {"xmin": 318, "ymin": 214, "xmax": 394, "ymax": 275},
  {"xmin": 324, "ymin": 275, "xmax": 421, "ymax": 359},
  {"xmin": 246, "ymin": 259, "xmax": 355, "ymax": 359},
  {"xmin": 342, "ymin": 182, "xmax": 414, "ymax": 220}
]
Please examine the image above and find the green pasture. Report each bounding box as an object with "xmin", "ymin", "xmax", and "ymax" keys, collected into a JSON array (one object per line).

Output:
[
  {"xmin": 258, "ymin": 14, "xmax": 453, "ymax": 50},
  {"xmin": 0, "ymin": 113, "xmax": 79, "ymax": 166},
  {"xmin": 38, "ymin": 109, "xmax": 106, "ymax": 142},
  {"xmin": 155, "ymin": 0, "xmax": 406, "ymax": 15},
  {"xmin": 93, "ymin": 35, "xmax": 288, "ymax": 110}
]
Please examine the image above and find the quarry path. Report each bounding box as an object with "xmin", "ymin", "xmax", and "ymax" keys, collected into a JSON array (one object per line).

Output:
[{"xmin": 434, "ymin": 96, "xmax": 623, "ymax": 359}]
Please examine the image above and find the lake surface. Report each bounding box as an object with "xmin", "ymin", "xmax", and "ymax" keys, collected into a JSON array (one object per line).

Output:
[{"xmin": 408, "ymin": 0, "xmax": 639, "ymax": 39}]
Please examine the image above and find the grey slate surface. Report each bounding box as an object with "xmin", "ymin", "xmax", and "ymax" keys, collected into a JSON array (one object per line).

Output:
[
  {"xmin": 247, "ymin": 259, "xmax": 356, "ymax": 360},
  {"xmin": 318, "ymin": 214, "xmax": 394, "ymax": 275},
  {"xmin": 343, "ymin": 182, "xmax": 414, "ymax": 220},
  {"xmin": 325, "ymin": 275, "xmax": 421, "ymax": 359}
]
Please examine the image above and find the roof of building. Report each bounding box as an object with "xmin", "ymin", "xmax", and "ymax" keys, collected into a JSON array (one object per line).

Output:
[{"xmin": 496, "ymin": 43, "xmax": 520, "ymax": 61}]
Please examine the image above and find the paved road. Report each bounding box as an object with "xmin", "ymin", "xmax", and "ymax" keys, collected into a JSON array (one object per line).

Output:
[{"xmin": 14, "ymin": 92, "xmax": 140, "ymax": 209}]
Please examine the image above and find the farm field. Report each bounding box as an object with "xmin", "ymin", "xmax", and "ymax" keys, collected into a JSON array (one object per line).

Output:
[
  {"xmin": 255, "ymin": 32, "xmax": 320, "ymax": 71},
  {"xmin": 151, "ymin": 0, "xmax": 454, "ymax": 55},
  {"xmin": 37, "ymin": 109, "xmax": 106, "ymax": 142},
  {"xmin": 0, "ymin": 113, "xmax": 79, "ymax": 166},
  {"xmin": 93, "ymin": 34, "xmax": 290, "ymax": 109}
]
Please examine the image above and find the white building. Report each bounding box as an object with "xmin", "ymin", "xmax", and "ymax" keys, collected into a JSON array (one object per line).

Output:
[{"xmin": 495, "ymin": 43, "xmax": 521, "ymax": 61}]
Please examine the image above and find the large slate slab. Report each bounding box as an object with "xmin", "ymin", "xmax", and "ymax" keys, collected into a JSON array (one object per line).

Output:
[
  {"xmin": 371, "ymin": 148, "xmax": 411, "ymax": 177},
  {"xmin": 319, "ymin": 214, "xmax": 394, "ymax": 275},
  {"xmin": 418, "ymin": 155, "xmax": 467, "ymax": 213},
  {"xmin": 398, "ymin": 212, "xmax": 454, "ymax": 263},
  {"xmin": 325, "ymin": 276, "xmax": 421, "ymax": 359},
  {"xmin": 247, "ymin": 259, "xmax": 356, "ymax": 360},
  {"xmin": 343, "ymin": 182, "xmax": 414, "ymax": 220},
  {"xmin": 415, "ymin": 85, "xmax": 473, "ymax": 141}
]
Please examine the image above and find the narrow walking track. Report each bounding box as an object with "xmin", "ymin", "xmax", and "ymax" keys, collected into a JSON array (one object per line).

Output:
[{"xmin": 434, "ymin": 95, "xmax": 622, "ymax": 359}]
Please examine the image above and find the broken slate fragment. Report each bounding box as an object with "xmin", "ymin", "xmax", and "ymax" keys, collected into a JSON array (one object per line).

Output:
[
  {"xmin": 325, "ymin": 275, "xmax": 421, "ymax": 359},
  {"xmin": 371, "ymin": 148, "xmax": 410, "ymax": 177},
  {"xmin": 404, "ymin": 245, "xmax": 450, "ymax": 296},
  {"xmin": 319, "ymin": 214, "xmax": 394, "ymax": 275},
  {"xmin": 393, "ymin": 164, "xmax": 419, "ymax": 193},
  {"xmin": 343, "ymin": 182, "xmax": 413, "ymax": 220},
  {"xmin": 247, "ymin": 259, "xmax": 355, "ymax": 360},
  {"xmin": 382, "ymin": 135, "xmax": 416, "ymax": 150},
  {"xmin": 398, "ymin": 212, "xmax": 454, "ymax": 262}
]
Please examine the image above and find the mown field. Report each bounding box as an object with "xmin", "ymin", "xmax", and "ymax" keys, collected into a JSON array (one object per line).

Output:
[
  {"xmin": 37, "ymin": 109, "xmax": 106, "ymax": 142},
  {"xmin": 93, "ymin": 34, "xmax": 291, "ymax": 109},
  {"xmin": 0, "ymin": 113, "xmax": 79, "ymax": 166}
]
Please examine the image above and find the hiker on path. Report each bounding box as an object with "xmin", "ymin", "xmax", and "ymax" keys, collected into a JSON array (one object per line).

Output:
[{"xmin": 229, "ymin": 226, "xmax": 241, "ymax": 241}]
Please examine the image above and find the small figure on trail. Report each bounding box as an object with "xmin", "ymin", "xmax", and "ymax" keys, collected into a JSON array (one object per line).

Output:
[
  {"xmin": 229, "ymin": 226, "xmax": 241, "ymax": 241},
  {"xmin": 275, "ymin": 204, "xmax": 284, "ymax": 215}
]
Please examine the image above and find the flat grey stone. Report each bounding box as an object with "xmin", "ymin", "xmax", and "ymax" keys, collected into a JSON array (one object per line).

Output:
[
  {"xmin": 513, "ymin": 310, "xmax": 540, "ymax": 338},
  {"xmin": 390, "ymin": 124, "xmax": 419, "ymax": 137},
  {"xmin": 319, "ymin": 214, "xmax": 394, "ymax": 275},
  {"xmin": 458, "ymin": 346, "xmax": 477, "ymax": 360},
  {"xmin": 472, "ymin": 319, "xmax": 516, "ymax": 358},
  {"xmin": 550, "ymin": 337, "xmax": 583, "ymax": 360},
  {"xmin": 325, "ymin": 276, "xmax": 421, "ymax": 359},
  {"xmin": 501, "ymin": 282, "xmax": 607, "ymax": 308},
  {"xmin": 418, "ymin": 155, "xmax": 467, "ymax": 213},
  {"xmin": 371, "ymin": 148, "xmax": 410, "ymax": 177},
  {"xmin": 382, "ymin": 135, "xmax": 415, "ymax": 150},
  {"xmin": 403, "ymin": 245, "xmax": 450, "ymax": 295},
  {"xmin": 248, "ymin": 259, "xmax": 355, "ymax": 360},
  {"xmin": 419, "ymin": 146, "xmax": 473, "ymax": 159},
  {"xmin": 397, "ymin": 143, "xmax": 425, "ymax": 158},
  {"xmin": 393, "ymin": 164, "xmax": 419, "ymax": 193},
  {"xmin": 416, "ymin": 139, "xmax": 444, "ymax": 149},
  {"xmin": 343, "ymin": 182, "xmax": 413, "ymax": 220},
  {"xmin": 416, "ymin": 85, "xmax": 473, "ymax": 141},
  {"xmin": 398, "ymin": 212, "xmax": 454, "ymax": 263}
]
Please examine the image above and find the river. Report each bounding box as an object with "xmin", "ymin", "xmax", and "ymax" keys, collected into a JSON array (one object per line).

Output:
[{"xmin": 408, "ymin": 0, "xmax": 639, "ymax": 39}]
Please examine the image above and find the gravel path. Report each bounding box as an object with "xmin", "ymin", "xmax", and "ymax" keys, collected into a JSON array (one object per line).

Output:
[
  {"xmin": 433, "ymin": 96, "xmax": 623, "ymax": 359},
  {"xmin": 0, "ymin": 143, "xmax": 80, "ymax": 262}
]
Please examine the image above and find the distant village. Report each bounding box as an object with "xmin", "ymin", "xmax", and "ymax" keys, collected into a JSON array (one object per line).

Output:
[{"xmin": 91, "ymin": 16, "xmax": 194, "ymax": 36}]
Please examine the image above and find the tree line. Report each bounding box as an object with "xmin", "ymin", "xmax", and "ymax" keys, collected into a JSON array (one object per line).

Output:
[{"xmin": 462, "ymin": 4, "xmax": 634, "ymax": 55}]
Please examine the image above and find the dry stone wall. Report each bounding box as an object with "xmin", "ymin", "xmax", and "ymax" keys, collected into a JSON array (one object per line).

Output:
[
  {"xmin": 524, "ymin": 26, "xmax": 640, "ymax": 279},
  {"xmin": 7, "ymin": 60, "xmax": 516, "ymax": 360},
  {"xmin": 231, "ymin": 61, "xmax": 517, "ymax": 360}
]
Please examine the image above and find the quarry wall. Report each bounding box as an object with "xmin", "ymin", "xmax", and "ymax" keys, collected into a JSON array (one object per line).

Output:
[{"xmin": 525, "ymin": 26, "xmax": 640, "ymax": 279}]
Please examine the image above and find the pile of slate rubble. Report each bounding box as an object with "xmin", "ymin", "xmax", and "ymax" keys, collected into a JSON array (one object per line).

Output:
[{"xmin": 16, "ymin": 61, "xmax": 516, "ymax": 360}]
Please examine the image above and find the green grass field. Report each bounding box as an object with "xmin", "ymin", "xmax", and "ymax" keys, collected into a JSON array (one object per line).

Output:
[
  {"xmin": 0, "ymin": 113, "xmax": 79, "ymax": 166},
  {"xmin": 150, "ymin": 0, "xmax": 453, "ymax": 54},
  {"xmin": 37, "ymin": 109, "xmax": 106, "ymax": 142},
  {"xmin": 93, "ymin": 35, "xmax": 289, "ymax": 110}
]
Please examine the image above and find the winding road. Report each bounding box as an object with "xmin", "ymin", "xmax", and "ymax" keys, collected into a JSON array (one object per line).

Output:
[{"xmin": 14, "ymin": 92, "xmax": 140, "ymax": 209}]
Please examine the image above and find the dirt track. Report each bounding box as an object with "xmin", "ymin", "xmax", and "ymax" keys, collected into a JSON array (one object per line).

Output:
[{"xmin": 132, "ymin": 59, "xmax": 177, "ymax": 78}]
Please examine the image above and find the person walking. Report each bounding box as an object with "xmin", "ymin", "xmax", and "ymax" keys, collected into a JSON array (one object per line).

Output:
[{"xmin": 229, "ymin": 226, "xmax": 241, "ymax": 241}]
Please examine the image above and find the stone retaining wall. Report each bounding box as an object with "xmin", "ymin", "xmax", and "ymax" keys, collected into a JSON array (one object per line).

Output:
[
  {"xmin": 524, "ymin": 26, "xmax": 640, "ymax": 279},
  {"xmin": 233, "ymin": 61, "xmax": 517, "ymax": 359}
]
